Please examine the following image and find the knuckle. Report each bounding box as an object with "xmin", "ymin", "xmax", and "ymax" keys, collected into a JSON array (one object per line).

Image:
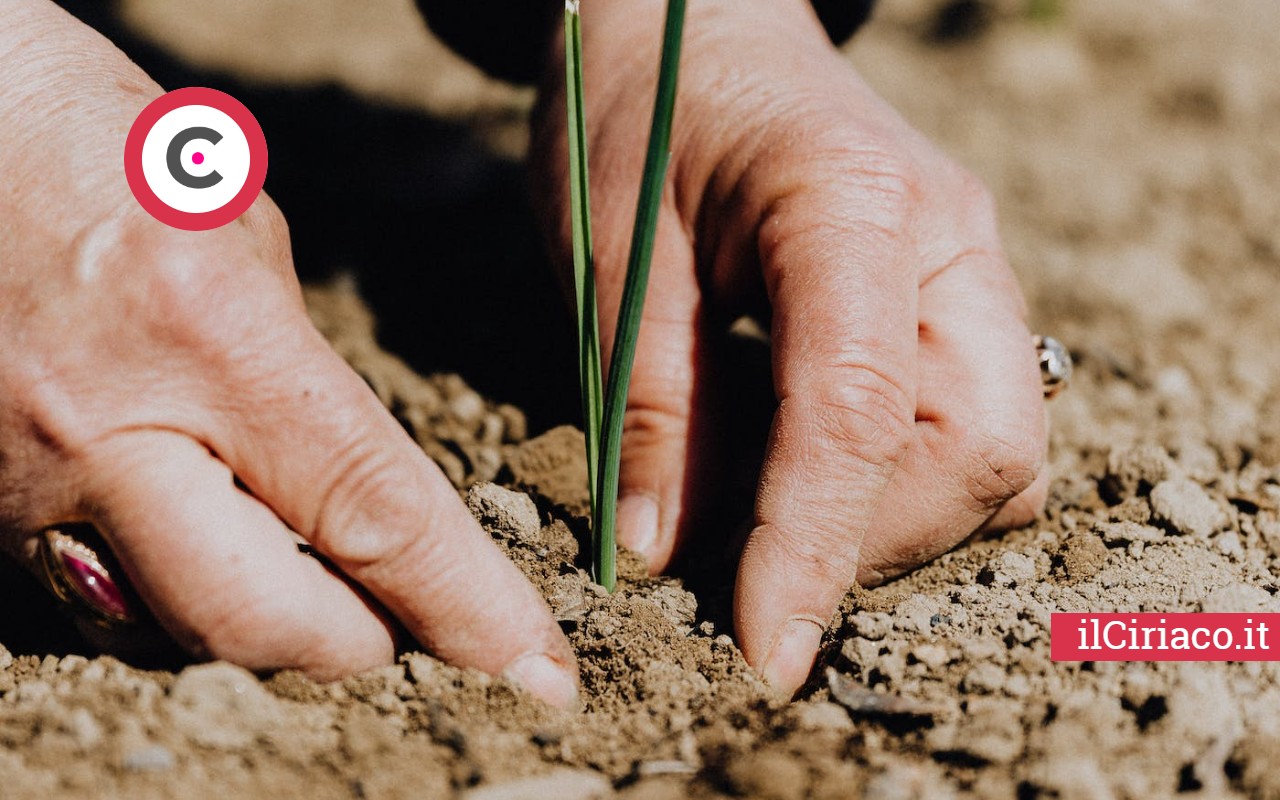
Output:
[
  {"xmin": 768, "ymin": 524, "xmax": 858, "ymax": 590},
  {"xmin": 803, "ymin": 141, "xmax": 920, "ymax": 241},
  {"xmin": 308, "ymin": 439, "xmax": 431, "ymax": 572},
  {"xmin": 952, "ymin": 166, "xmax": 1001, "ymax": 239},
  {"xmin": 807, "ymin": 368, "xmax": 913, "ymax": 471},
  {"xmin": 181, "ymin": 585, "xmax": 299, "ymax": 665},
  {"xmin": 621, "ymin": 400, "xmax": 688, "ymax": 452}
]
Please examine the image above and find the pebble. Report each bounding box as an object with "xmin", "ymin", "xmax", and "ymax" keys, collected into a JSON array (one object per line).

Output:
[
  {"xmin": 977, "ymin": 552, "xmax": 1036, "ymax": 588},
  {"xmin": 445, "ymin": 388, "xmax": 487, "ymax": 428},
  {"xmin": 61, "ymin": 707, "xmax": 103, "ymax": 749},
  {"xmin": 1096, "ymin": 521, "xmax": 1164, "ymax": 545},
  {"xmin": 863, "ymin": 762, "xmax": 956, "ymax": 800},
  {"xmin": 847, "ymin": 611, "xmax": 894, "ymax": 640},
  {"xmin": 168, "ymin": 662, "xmax": 282, "ymax": 749},
  {"xmin": 0, "ymin": 643, "xmax": 12, "ymax": 671},
  {"xmin": 496, "ymin": 404, "xmax": 527, "ymax": 443},
  {"xmin": 909, "ymin": 644, "xmax": 950, "ymax": 671},
  {"xmin": 961, "ymin": 663, "xmax": 1006, "ymax": 695},
  {"xmin": 1215, "ymin": 531, "xmax": 1245, "ymax": 560},
  {"xmin": 1149, "ymin": 478, "xmax": 1228, "ymax": 537},
  {"xmin": 725, "ymin": 751, "xmax": 810, "ymax": 800},
  {"xmin": 894, "ymin": 594, "xmax": 943, "ymax": 634},
  {"xmin": 790, "ymin": 700, "xmax": 856, "ymax": 732},
  {"xmin": 122, "ymin": 744, "xmax": 177, "ymax": 772},
  {"xmin": 461, "ymin": 769, "xmax": 612, "ymax": 800},
  {"xmin": 999, "ymin": 552, "xmax": 1037, "ymax": 584},
  {"xmin": 1106, "ymin": 444, "xmax": 1177, "ymax": 497},
  {"xmin": 466, "ymin": 483, "xmax": 541, "ymax": 543},
  {"xmin": 1201, "ymin": 582, "xmax": 1273, "ymax": 613}
]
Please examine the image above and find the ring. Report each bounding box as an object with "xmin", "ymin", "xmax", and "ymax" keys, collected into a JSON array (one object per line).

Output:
[
  {"xmin": 37, "ymin": 526, "xmax": 137, "ymax": 628},
  {"xmin": 1034, "ymin": 334, "xmax": 1072, "ymax": 399}
]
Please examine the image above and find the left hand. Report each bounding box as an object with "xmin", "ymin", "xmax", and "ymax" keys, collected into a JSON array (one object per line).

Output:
[{"xmin": 531, "ymin": 0, "xmax": 1048, "ymax": 695}]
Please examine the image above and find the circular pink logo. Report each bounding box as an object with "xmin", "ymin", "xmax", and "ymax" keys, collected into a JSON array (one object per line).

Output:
[{"xmin": 124, "ymin": 87, "xmax": 268, "ymax": 231}]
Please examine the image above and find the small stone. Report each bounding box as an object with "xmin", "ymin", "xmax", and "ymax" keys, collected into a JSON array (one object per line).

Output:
[
  {"xmin": 977, "ymin": 552, "xmax": 1034, "ymax": 589},
  {"xmin": 999, "ymin": 552, "xmax": 1036, "ymax": 584},
  {"xmin": 725, "ymin": 752, "xmax": 809, "ymax": 800},
  {"xmin": 405, "ymin": 653, "xmax": 440, "ymax": 685},
  {"xmin": 1150, "ymin": 479, "xmax": 1228, "ymax": 538},
  {"xmin": 909, "ymin": 644, "xmax": 950, "ymax": 671},
  {"xmin": 1005, "ymin": 674, "xmax": 1032, "ymax": 698},
  {"xmin": 479, "ymin": 413, "xmax": 506, "ymax": 445},
  {"xmin": 496, "ymin": 404, "xmax": 528, "ymax": 443},
  {"xmin": 122, "ymin": 744, "xmax": 176, "ymax": 772},
  {"xmin": 445, "ymin": 389, "xmax": 487, "ymax": 428},
  {"xmin": 1106, "ymin": 445, "xmax": 1177, "ymax": 499},
  {"xmin": 1215, "ymin": 531, "xmax": 1245, "ymax": 560},
  {"xmin": 790, "ymin": 701, "xmax": 856, "ymax": 732},
  {"xmin": 1201, "ymin": 582, "xmax": 1274, "ymax": 613},
  {"xmin": 961, "ymin": 664, "xmax": 1006, "ymax": 695},
  {"xmin": 894, "ymin": 594, "xmax": 943, "ymax": 633},
  {"xmin": 61, "ymin": 708, "xmax": 103, "ymax": 749},
  {"xmin": 14, "ymin": 680, "xmax": 53, "ymax": 705},
  {"xmin": 466, "ymin": 483, "xmax": 541, "ymax": 543},
  {"xmin": 863, "ymin": 761, "xmax": 956, "ymax": 800},
  {"xmin": 0, "ymin": 643, "xmax": 12, "ymax": 671},
  {"xmin": 461, "ymin": 769, "xmax": 612, "ymax": 800},
  {"xmin": 1096, "ymin": 521, "xmax": 1164, "ymax": 545},
  {"xmin": 1057, "ymin": 531, "xmax": 1109, "ymax": 582},
  {"xmin": 57, "ymin": 655, "xmax": 89, "ymax": 674},
  {"xmin": 635, "ymin": 760, "xmax": 697, "ymax": 777},
  {"xmin": 848, "ymin": 612, "xmax": 894, "ymax": 640},
  {"xmin": 168, "ymin": 662, "xmax": 282, "ymax": 749}
]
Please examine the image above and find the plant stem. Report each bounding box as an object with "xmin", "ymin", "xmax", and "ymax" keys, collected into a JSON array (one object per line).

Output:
[
  {"xmin": 594, "ymin": 0, "xmax": 688, "ymax": 592},
  {"xmin": 564, "ymin": 1, "xmax": 604, "ymax": 543}
]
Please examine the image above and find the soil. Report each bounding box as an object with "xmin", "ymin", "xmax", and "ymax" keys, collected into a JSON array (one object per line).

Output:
[{"xmin": 5, "ymin": 0, "xmax": 1280, "ymax": 797}]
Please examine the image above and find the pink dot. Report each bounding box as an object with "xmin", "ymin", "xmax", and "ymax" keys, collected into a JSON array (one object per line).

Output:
[{"xmin": 192, "ymin": 152, "xmax": 205, "ymax": 165}]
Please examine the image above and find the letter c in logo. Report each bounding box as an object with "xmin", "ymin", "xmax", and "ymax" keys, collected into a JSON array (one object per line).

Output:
[
  {"xmin": 166, "ymin": 126, "xmax": 224, "ymax": 189},
  {"xmin": 124, "ymin": 87, "xmax": 268, "ymax": 231}
]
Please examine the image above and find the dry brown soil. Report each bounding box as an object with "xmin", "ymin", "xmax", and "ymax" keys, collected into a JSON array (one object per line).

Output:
[{"xmin": 4, "ymin": 0, "xmax": 1280, "ymax": 798}]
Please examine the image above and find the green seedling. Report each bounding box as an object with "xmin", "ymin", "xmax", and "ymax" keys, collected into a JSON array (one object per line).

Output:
[{"xmin": 564, "ymin": 0, "xmax": 688, "ymax": 591}]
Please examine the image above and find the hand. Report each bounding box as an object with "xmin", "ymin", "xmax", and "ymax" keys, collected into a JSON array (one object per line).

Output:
[
  {"xmin": 0, "ymin": 1, "xmax": 577, "ymax": 707},
  {"xmin": 533, "ymin": 0, "xmax": 1047, "ymax": 695}
]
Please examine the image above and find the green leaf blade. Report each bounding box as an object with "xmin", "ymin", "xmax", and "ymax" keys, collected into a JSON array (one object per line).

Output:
[
  {"xmin": 594, "ymin": 0, "xmax": 688, "ymax": 593},
  {"xmin": 565, "ymin": 3, "xmax": 604, "ymax": 565}
]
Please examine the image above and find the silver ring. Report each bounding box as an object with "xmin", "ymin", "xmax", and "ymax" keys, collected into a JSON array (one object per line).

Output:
[{"xmin": 1034, "ymin": 334, "xmax": 1072, "ymax": 399}]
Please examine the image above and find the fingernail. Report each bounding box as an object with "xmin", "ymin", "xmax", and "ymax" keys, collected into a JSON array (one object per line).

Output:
[
  {"xmin": 760, "ymin": 616, "xmax": 824, "ymax": 696},
  {"xmin": 617, "ymin": 493, "xmax": 659, "ymax": 559},
  {"xmin": 503, "ymin": 653, "xmax": 580, "ymax": 710}
]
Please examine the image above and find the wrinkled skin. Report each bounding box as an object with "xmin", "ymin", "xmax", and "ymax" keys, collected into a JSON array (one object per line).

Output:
[
  {"xmin": 532, "ymin": 0, "xmax": 1047, "ymax": 692},
  {"xmin": 0, "ymin": 0, "xmax": 1044, "ymax": 701}
]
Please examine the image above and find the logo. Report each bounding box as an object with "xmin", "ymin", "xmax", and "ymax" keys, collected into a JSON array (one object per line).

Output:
[{"xmin": 124, "ymin": 87, "xmax": 268, "ymax": 231}]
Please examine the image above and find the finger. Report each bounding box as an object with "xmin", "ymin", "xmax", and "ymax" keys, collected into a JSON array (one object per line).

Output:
[
  {"xmin": 980, "ymin": 467, "xmax": 1050, "ymax": 533},
  {"xmin": 735, "ymin": 180, "xmax": 919, "ymax": 696},
  {"xmin": 854, "ymin": 251, "xmax": 1046, "ymax": 586},
  {"xmin": 78, "ymin": 430, "xmax": 395, "ymax": 679},
  {"xmin": 205, "ymin": 311, "xmax": 579, "ymax": 707},
  {"xmin": 597, "ymin": 209, "xmax": 715, "ymax": 571}
]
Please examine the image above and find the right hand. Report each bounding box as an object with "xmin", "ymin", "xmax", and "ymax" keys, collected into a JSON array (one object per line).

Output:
[{"xmin": 0, "ymin": 0, "xmax": 578, "ymax": 707}]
